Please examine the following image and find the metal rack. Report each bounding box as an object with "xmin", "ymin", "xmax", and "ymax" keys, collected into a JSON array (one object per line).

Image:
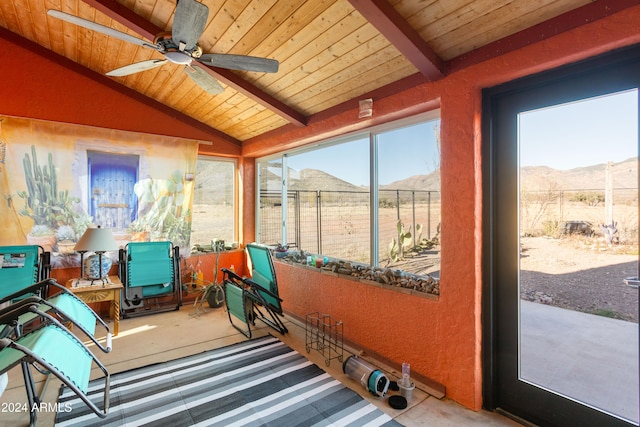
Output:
[{"xmin": 305, "ymin": 312, "xmax": 344, "ymax": 366}]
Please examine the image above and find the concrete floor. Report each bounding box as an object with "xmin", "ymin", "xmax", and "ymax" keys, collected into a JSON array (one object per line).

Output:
[
  {"xmin": 521, "ymin": 300, "xmax": 639, "ymax": 424},
  {"xmin": 0, "ymin": 305, "xmax": 522, "ymax": 427}
]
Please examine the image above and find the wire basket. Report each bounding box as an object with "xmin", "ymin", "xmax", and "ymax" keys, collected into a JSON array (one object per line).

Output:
[{"xmin": 305, "ymin": 312, "xmax": 344, "ymax": 366}]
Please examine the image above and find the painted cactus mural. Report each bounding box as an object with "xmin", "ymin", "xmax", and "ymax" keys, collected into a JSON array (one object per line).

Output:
[{"xmin": 128, "ymin": 170, "xmax": 192, "ymax": 247}]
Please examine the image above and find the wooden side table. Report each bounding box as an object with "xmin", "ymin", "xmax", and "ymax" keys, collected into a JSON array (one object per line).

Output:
[{"xmin": 66, "ymin": 276, "xmax": 123, "ymax": 336}]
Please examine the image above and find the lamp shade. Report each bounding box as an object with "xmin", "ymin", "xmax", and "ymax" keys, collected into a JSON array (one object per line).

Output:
[{"xmin": 74, "ymin": 226, "xmax": 119, "ymax": 252}]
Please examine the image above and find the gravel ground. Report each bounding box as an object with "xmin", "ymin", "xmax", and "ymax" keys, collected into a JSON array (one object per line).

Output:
[{"xmin": 520, "ymin": 236, "xmax": 639, "ymax": 322}]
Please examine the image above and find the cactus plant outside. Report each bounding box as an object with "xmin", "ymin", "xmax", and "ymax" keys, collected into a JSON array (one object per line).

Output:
[{"xmin": 388, "ymin": 220, "xmax": 413, "ymax": 263}]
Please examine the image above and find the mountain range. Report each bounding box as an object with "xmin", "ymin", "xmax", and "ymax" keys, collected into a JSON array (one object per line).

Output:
[
  {"xmin": 520, "ymin": 157, "xmax": 637, "ymax": 191},
  {"xmin": 282, "ymin": 157, "xmax": 636, "ymax": 192}
]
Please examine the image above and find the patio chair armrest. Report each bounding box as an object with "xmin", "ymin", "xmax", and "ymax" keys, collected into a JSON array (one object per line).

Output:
[
  {"xmin": 244, "ymin": 278, "xmax": 282, "ymax": 302},
  {"xmin": 43, "ymin": 278, "xmax": 71, "ymax": 294},
  {"xmin": 0, "ymin": 297, "xmax": 43, "ymax": 323},
  {"xmin": 0, "ymin": 337, "xmax": 11, "ymax": 350},
  {"xmin": 222, "ymin": 268, "xmax": 244, "ymax": 284},
  {"xmin": 0, "ymin": 278, "xmax": 61, "ymax": 304}
]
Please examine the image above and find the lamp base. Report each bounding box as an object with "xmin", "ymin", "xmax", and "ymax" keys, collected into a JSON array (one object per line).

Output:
[
  {"xmin": 84, "ymin": 253, "xmax": 112, "ymax": 286},
  {"xmin": 85, "ymin": 277, "xmax": 110, "ymax": 286}
]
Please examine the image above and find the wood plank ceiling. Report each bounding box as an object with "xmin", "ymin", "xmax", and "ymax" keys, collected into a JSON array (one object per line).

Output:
[{"xmin": 0, "ymin": 0, "xmax": 623, "ymax": 144}]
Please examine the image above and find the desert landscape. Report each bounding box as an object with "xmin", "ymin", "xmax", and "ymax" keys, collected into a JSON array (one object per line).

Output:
[
  {"xmin": 521, "ymin": 235, "xmax": 638, "ymax": 322},
  {"xmin": 190, "ymin": 157, "xmax": 637, "ymax": 323}
]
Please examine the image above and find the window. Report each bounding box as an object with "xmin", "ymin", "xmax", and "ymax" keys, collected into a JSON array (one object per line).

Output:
[
  {"xmin": 285, "ymin": 136, "xmax": 370, "ymax": 262},
  {"xmin": 190, "ymin": 157, "xmax": 236, "ymax": 246},
  {"xmin": 376, "ymin": 121, "xmax": 441, "ymax": 276},
  {"xmin": 257, "ymin": 157, "xmax": 285, "ymax": 249},
  {"xmin": 257, "ymin": 113, "xmax": 441, "ymax": 274}
]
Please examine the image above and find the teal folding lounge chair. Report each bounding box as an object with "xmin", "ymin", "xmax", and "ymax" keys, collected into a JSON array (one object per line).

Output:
[
  {"xmin": 246, "ymin": 243, "xmax": 285, "ymax": 317},
  {"xmin": 223, "ymin": 274, "xmax": 255, "ymax": 338},
  {"xmin": 119, "ymin": 241, "xmax": 182, "ymax": 317},
  {"xmin": 0, "ymin": 245, "xmax": 49, "ymax": 294},
  {"xmin": 0, "ymin": 246, "xmax": 112, "ymax": 353},
  {"xmin": 0, "ymin": 298, "xmax": 110, "ymax": 427},
  {"xmin": 222, "ymin": 243, "xmax": 288, "ymax": 336}
]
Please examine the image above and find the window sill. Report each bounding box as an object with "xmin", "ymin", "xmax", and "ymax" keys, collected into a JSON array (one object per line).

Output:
[{"xmin": 274, "ymin": 258, "xmax": 439, "ymax": 300}]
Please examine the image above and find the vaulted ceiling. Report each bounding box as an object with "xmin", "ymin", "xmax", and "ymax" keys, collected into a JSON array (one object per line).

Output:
[{"xmin": 0, "ymin": 0, "xmax": 632, "ymax": 145}]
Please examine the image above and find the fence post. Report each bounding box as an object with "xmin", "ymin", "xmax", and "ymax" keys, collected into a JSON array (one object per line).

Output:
[
  {"xmin": 396, "ymin": 190, "xmax": 401, "ymax": 254},
  {"xmin": 427, "ymin": 191, "xmax": 432, "ymax": 239},
  {"xmin": 412, "ymin": 191, "xmax": 416, "ymax": 248},
  {"xmin": 316, "ymin": 190, "xmax": 322, "ymax": 254},
  {"xmin": 605, "ymin": 161, "xmax": 613, "ymax": 225},
  {"xmin": 294, "ymin": 190, "xmax": 301, "ymax": 249}
]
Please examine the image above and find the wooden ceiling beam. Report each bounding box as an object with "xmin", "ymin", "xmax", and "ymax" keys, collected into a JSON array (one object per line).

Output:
[
  {"xmin": 81, "ymin": 0, "xmax": 307, "ymax": 127},
  {"xmin": 81, "ymin": 0, "xmax": 158, "ymax": 40},
  {"xmin": 348, "ymin": 0, "xmax": 445, "ymax": 81}
]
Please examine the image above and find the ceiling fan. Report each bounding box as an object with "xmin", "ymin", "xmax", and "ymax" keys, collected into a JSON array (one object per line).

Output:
[{"xmin": 47, "ymin": 0, "xmax": 279, "ymax": 95}]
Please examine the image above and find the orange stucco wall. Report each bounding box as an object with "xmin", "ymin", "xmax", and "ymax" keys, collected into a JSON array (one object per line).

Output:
[
  {"xmin": 241, "ymin": 6, "xmax": 640, "ymax": 411},
  {"xmin": 274, "ymin": 262, "xmax": 448, "ymax": 379},
  {"xmin": 0, "ymin": 29, "xmax": 240, "ymax": 156},
  {"xmin": 1, "ymin": 5, "xmax": 639, "ymax": 412}
]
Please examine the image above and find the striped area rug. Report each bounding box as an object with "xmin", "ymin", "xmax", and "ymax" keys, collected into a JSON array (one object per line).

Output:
[{"xmin": 55, "ymin": 335, "xmax": 402, "ymax": 426}]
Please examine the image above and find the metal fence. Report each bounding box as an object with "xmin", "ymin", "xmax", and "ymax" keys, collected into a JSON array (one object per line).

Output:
[
  {"xmin": 259, "ymin": 186, "xmax": 638, "ymax": 263},
  {"xmin": 520, "ymin": 188, "xmax": 638, "ymax": 240},
  {"xmin": 259, "ymin": 189, "xmax": 441, "ymax": 263}
]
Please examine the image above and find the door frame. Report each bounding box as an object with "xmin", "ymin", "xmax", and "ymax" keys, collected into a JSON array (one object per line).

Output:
[{"xmin": 482, "ymin": 44, "xmax": 640, "ymax": 426}]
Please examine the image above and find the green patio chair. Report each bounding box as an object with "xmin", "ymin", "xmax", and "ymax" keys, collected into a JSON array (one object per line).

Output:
[
  {"xmin": 0, "ymin": 298, "xmax": 110, "ymax": 427},
  {"xmin": 119, "ymin": 241, "xmax": 182, "ymax": 317},
  {"xmin": 222, "ymin": 243, "xmax": 287, "ymax": 336},
  {"xmin": 0, "ymin": 245, "xmax": 112, "ymax": 353},
  {"xmin": 223, "ymin": 274, "xmax": 255, "ymax": 338},
  {"xmin": 0, "ymin": 245, "xmax": 49, "ymax": 294},
  {"xmin": 246, "ymin": 244, "xmax": 283, "ymax": 311}
]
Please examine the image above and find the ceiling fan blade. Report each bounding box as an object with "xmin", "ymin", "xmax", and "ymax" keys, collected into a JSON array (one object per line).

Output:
[
  {"xmin": 198, "ymin": 54, "xmax": 279, "ymax": 73},
  {"xmin": 184, "ymin": 66, "xmax": 224, "ymax": 95},
  {"xmin": 172, "ymin": 0, "xmax": 208, "ymax": 52},
  {"xmin": 47, "ymin": 10, "xmax": 160, "ymax": 51},
  {"xmin": 106, "ymin": 59, "xmax": 168, "ymax": 77}
]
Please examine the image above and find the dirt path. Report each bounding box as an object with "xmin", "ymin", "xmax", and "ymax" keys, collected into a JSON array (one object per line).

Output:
[{"xmin": 520, "ymin": 236, "xmax": 638, "ymax": 322}]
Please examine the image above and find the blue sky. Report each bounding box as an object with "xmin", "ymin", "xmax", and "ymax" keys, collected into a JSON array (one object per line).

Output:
[
  {"xmin": 519, "ymin": 89, "xmax": 638, "ymax": 169},
  {"xmin": 285, "ymin": 89, "xmax": 637, "ymax": 186},
  {"xmin": 286, "ymin": 121, "xmax": 440, "ymax": 186}
]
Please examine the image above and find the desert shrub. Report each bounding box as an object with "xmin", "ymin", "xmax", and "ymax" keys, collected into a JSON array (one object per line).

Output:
[
  {"xmin": 570, "ymin": 191, "xmax": 604, "ymax": 206},
  {"xmin": 542, "ymin": 220, "xmax": 561, "ymax": 237}
]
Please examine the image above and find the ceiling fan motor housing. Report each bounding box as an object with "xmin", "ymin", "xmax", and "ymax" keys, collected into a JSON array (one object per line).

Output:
[{"xmin": 154, "ymin": 32, "xmax": 203, "ymax": 58}]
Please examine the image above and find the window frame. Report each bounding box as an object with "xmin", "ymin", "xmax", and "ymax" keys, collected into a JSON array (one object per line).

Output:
[
  {"xmin": 256, "ymin": 110, "xmax": 440, "ymax": 267},
  {"xmin": 191, "ymin": 155, "xmax": 238, "ymax": 246}
]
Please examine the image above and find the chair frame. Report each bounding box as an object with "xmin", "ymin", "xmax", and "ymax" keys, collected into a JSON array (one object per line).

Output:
[
  {"xmin": 0, "ymin": 245, "xmax": 112, "ymax": 353},
  {"xmin": 118, "ymin": 241, "xmax": 182, "ymax": 318},
  {"xmin": 223, "ymin": 274, "xmax": 255, "ymax": 338},
  {"xmin": 1, "ymin": 278, "xmax": 113, "ymax": 353},
  {"xmin": 0, "ymin": 298, "xmax": 110, "ymax": 426},
  {"xmin": 0, "ymin": 245, "xmax": 50, "ymax": 300},
  {"xmin": 222, "ymin": 268, "xmax": 288, "ymax": 336},
  {"xmin": 245, "ymin": 243, "xmax": 284, "ymax": 315}
]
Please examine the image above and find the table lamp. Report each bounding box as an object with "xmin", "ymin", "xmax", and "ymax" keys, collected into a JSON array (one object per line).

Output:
[{"xmin": 74, "ymin": 225, "xmax": 119, "ymax": 286}]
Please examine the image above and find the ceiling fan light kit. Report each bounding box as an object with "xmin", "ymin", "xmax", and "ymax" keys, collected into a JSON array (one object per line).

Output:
[
  {"xmin": 46, "ymin": 0, "xmax": 279, "ymax": 95},
  {"xmin": 164, "ymin": 51, "xmax": 194, "ymax": 65}
]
